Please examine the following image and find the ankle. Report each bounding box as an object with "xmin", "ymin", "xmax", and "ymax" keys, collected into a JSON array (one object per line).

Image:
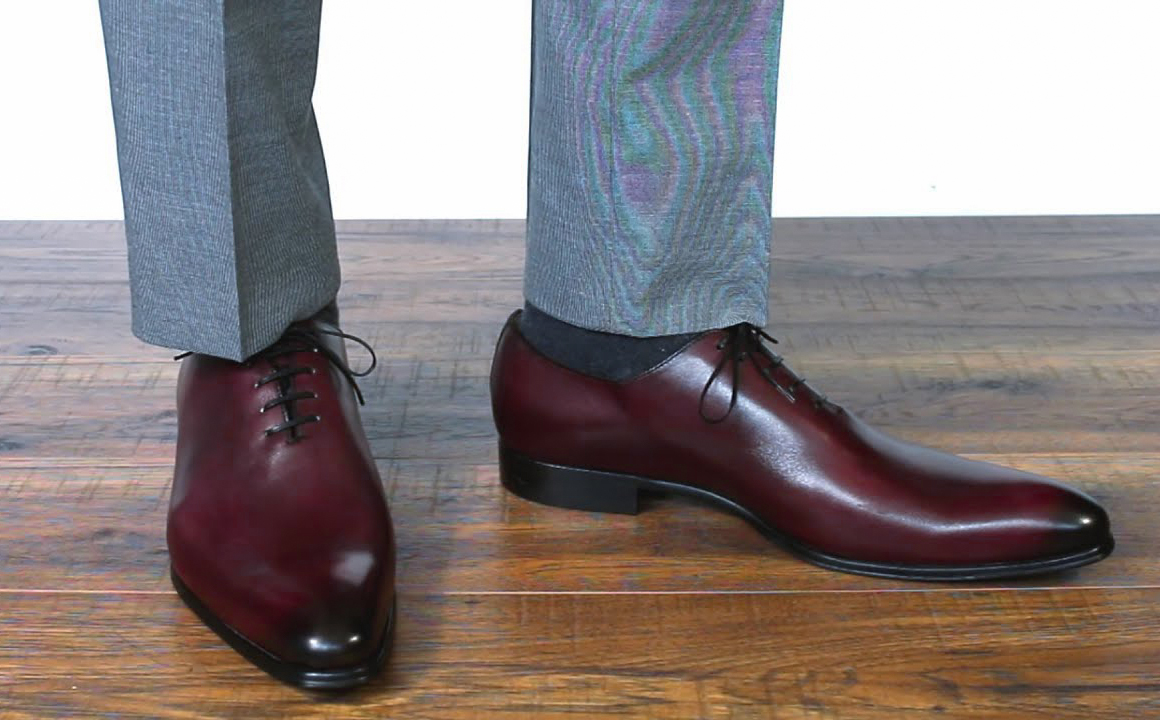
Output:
[{"xmin": 517, "ymin": 302, "xmax": 701, "ymax": 381}]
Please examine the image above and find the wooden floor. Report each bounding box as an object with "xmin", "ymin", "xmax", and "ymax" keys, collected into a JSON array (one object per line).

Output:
[{"xmin": 1, "ymin": 217, "xmax": 1159, "ymax": 719}]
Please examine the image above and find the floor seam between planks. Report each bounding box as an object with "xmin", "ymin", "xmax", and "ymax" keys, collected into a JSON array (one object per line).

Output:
[{"xmin": 1, "ymin": 586, "xmax": 1156, "ymax": 596}]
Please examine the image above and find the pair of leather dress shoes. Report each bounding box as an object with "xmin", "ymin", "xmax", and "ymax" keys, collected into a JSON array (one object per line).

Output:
[{"xmin": 167, "ymin": 307, "xmax": 1114, "ymax": 688}]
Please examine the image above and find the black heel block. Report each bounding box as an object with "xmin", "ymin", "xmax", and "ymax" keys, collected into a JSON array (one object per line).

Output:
[{"xmin": 498, "ymin": 444, "xmax": 642, "ymax": 514}]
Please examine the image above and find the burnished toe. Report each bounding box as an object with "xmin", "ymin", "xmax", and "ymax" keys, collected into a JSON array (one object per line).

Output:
[
  {"xmin": 290, "ymin": 610, "xmax": 384, "ymax": 671},
  {"xmin": 1048, "ymin": 491, "xmax": 1114, "ymax": 558}
]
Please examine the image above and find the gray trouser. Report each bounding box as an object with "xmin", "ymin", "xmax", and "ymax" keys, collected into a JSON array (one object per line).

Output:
[{"xmin": 99, "ymin": 0, "xmax": 783, "ymax": 361}]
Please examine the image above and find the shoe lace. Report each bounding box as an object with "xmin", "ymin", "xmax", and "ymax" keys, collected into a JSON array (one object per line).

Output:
[
  {"xmin": 174, "ymin": 326, "xmax": 376, "ymax": 441},
  {"xmin": 699, "ymin": 323, "xmax": 837, "ymax": 423}
]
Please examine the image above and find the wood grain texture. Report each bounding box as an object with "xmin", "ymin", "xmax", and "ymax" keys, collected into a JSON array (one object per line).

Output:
[
  {"xmin": 0, "ymin": 217, "xmax": 1158, "ymax": 718},
  {"xmin": 1, "ymin": 590, "xmax": 1158, "ymax": 719},
  {"xmin": 0, "ymin": 456, "xmax": 1157, "ymax": 594}
]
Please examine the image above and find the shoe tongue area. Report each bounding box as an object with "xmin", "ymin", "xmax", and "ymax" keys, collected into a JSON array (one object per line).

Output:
[{"xmin": 255, "ymin": 324, "xmax": 327, "ymax": 364}]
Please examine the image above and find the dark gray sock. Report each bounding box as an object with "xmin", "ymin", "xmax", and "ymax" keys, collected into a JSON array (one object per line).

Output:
[{"xmin": 517, "ymin": 302, "xmax": 703, "ymax": 382}]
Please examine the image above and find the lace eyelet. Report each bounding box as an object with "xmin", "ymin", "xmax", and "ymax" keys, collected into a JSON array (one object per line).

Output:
[{"xmin": 229, "ymin": 324, "xmax": 376, "ymax": 437}]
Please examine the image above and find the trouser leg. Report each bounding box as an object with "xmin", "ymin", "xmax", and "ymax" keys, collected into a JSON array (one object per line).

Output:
[
  {"xmin": 524, "ymin": 0, "xmax": 784, "ymax": 335},
  {"xmin": 98, "ymin": 0, "xmax": 338, "ymax": 361}
]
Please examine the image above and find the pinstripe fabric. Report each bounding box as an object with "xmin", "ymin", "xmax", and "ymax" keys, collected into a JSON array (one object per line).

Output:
[
  {"xmin": 99, "ymin": 0, "xmax": 339, "ymax": 361},
  {"xmin": 524, "ymin": 0, "xmax": 783, "ymax": 335}
]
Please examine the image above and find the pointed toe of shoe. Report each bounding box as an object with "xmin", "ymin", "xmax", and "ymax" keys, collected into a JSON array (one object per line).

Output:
[
  {"xmin": 170, "ymin": 568, "xmax": 396, "ymax": 690},
  {"xmin": 1047, "ymin": 492, "xmax": 1114, "ymax": 559},
  {"xmin": 287, "ymin": 606, "xmax": 390, "ymax": 673}
]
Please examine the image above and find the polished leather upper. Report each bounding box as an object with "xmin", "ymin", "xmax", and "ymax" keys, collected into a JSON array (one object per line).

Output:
[
  {"xmin": 168, "ymin": 312, "xmax": 394, "ymax": 668},
  {"xmin": 491, "ymin": 312, "xmax": 1112, "ymax": 567}
]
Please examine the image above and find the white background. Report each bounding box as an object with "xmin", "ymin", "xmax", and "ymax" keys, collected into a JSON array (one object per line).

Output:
[{"xmin": 1, "ymin": 0, "xmax": 1157, "ymax": 221}]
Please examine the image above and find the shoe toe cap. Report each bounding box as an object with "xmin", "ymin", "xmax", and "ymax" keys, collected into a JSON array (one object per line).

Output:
[
  {"xmin": 1047, "ymin": 493, "xmax": 1114, "ymax": 556},
  {"xmin": 290, "ymin": 615, "xmax": 383, "ymax": 670}
]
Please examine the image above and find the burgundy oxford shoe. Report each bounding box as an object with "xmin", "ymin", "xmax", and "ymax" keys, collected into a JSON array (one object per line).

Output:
[
  {"xmin": 490, "ymin": 311, "xmax": 1114, "ymax": 581},
  {"xmin": 168, "ymin": 306, "xmax": 395, "ymax": 688}
]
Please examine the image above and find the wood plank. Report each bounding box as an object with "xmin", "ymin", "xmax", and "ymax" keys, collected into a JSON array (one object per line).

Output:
[
  {"xmin": 2, "ymin": 347, "xmax": 1158, "ymax": 459},
  {"xmin": 1, "ymin": 589, "xmax": 1157, "ymax": 719},
  {"xmin": 0, "ymin": 454, "xmax": 1153, "ymax": 593},
  {"xmin": 3, "ymin": 217, "xmax": 1160, "ymax": 359}
]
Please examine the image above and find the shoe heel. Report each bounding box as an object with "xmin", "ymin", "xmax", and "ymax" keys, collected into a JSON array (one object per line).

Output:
[{"xmin": 498, "ymin": 444, "xmax": 640, "ymax": 514}]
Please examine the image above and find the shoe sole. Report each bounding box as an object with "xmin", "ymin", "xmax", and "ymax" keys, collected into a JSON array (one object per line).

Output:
[
  {"xmin": 498, "ymin": 444, "xmax": 1115, "ymax": 582},
  {"xmin": 170, "ymin": 568, "xmax": 395, "ymax": 690}
]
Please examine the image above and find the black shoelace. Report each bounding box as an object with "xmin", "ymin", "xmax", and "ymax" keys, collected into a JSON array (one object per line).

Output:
[
  {"xmin": 175, "ymin": 326, "xmax": 376, "ymax": 442},
  {"xmin": 699, "ymin": 323, "xmax": 836, "ymax": 423}
]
